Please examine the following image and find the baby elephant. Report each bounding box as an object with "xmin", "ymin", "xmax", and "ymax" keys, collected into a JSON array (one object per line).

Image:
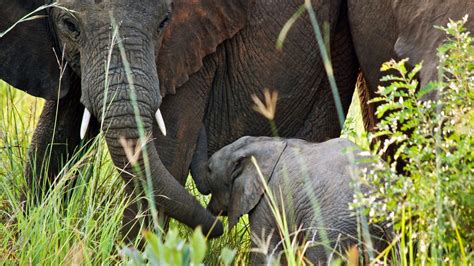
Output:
[{"xmin": 205, "ymin": 136, "xmax": 390, "ymax": 264}]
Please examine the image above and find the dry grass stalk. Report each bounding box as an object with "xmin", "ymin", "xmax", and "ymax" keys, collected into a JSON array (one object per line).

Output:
[
  {"xmin": 119, "ymin": 133, "xmax": 153, "ymax": 166},
  {"xmin": 252, "ymin": 88, "xmax": 278, "ymax": 120}
]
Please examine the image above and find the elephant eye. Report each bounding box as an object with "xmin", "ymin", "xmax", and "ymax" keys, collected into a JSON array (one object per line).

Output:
[
  {"xmin": 231, "ymin": 159, "xmax": 244, "ymax": 179},
  {"xmin": 158, "ymin": 14, "xmax": 170, "ymax": 29},
  {"xmin": 61, "ymin": 17, "xmax": 81, "ymax": 39}
]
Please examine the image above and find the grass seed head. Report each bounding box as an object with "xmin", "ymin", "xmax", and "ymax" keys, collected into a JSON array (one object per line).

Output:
[{"xmin": 252, "ymin": 88, "xmax": 278, "ymax": 121}]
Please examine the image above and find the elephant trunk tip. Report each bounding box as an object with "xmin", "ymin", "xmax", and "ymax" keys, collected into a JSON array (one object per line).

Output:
[{"xmin": 200, "ymin": 211, "xmax": 224, "ymax": 239}]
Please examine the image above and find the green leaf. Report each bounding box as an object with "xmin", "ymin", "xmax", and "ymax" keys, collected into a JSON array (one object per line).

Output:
[
  {"xmin": 368, "ymin": 96, "xmax": 387, "ymax": 104},
  {"xmin": 219, "ymin": 248, "xmax": 236, "ymax": 266},
  {"xmin": 143, "ymin": 231, "xmax": 164, "ymax": 265},
  {"xmin": 190, "ymin": 227, "xmax": 207, "ymax": 265},
  {"xmin": 408, "ymin": 63, "xmax": 423, "ymax": 80},
  {"xmin": 182, "ymin": 246, "xmax": 191, "ymax": 266},
  {"xmin": 417, "ymin": 81, "xmax": 440, "ymax": 99},
  {"xmin": 376, "ymin": 102, "xmax": 401, "ymax": 118},
  {"xmin": 380, "ymin": 75, "xmax": 407, "ymax": 82},
  {"xmin": 120, "ymin": 246, "xmax": 146, "ymax": 265}
]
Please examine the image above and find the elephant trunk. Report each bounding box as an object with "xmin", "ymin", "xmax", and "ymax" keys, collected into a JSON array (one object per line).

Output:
[
  {"xmin": 104, "ymin": 117, "xmax": 221, "ymax": 237},
  {"xmin": 80, "ymin": 33, "xmax": 222, "ymax": 238}
]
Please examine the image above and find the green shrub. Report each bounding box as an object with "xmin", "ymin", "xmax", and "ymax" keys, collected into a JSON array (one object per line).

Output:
[
  {"xmin": 355, "ymin": 17, "xmax": 473, "ymax": 264},
  {"xmin": 121, "ymin": 228, "xmax": 236, "ymax": 266}
]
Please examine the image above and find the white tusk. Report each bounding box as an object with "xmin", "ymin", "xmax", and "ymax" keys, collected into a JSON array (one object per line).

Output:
[
  {"xmin": 155, "ymin": 109, "xmax": 167, "ymax": 136},
  {"xmin": 80, "ymin": 108, "xmax": 91, "ymax": 140}
]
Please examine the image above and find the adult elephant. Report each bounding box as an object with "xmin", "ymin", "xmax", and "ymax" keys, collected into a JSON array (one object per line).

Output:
[
  {"xmin": 348, "ymin": 0, "xmax": 474, "ymax": 131},
  {"xmin": 0, "ymin": 0, "xmax": 358, "ymax": 240}
]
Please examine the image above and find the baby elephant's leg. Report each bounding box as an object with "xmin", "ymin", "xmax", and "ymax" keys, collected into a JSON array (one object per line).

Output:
[
  {"xmin": 249, "ymin": 228, "xmax": 283, "ymax": 265},
  {"xmin": 248, "ymin": 200, "xmax": 284, "ymax": 265}
]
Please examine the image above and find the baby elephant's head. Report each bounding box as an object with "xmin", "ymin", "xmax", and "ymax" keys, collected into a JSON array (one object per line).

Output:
[{"xmin": 206, "ymin": 136, "xmax": 287, "ymax": 229}]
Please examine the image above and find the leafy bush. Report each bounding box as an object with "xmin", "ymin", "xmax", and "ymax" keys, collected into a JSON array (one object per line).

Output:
[
  {"xmin": 121, "ymin": 228, "xmax": 236, "ymax": 266},
  {"xmin": 355, "ymin": 17, "xmax": 473, "ymax": 264}
]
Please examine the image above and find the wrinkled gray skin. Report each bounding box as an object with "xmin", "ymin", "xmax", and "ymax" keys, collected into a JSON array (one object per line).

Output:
[
  {"xmin": 349, "ymin": 0, "xmax": 474, "ymax": 129},
  {"xmin": 0, "ymin": 0, "xmax": 357, "ymax": 242},
  {"xmin": 206, "ymin": 137, "xmax": 391, "ymax": 264}
]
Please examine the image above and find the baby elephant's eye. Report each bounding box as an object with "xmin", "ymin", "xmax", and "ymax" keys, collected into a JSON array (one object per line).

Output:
[{"xmin": 231, "ymin": 159, "xmax": 243, "ymax": 178}]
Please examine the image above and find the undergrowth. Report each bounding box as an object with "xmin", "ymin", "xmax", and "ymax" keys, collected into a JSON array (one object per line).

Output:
[
  {"xmin": 0, "ymin": 4, "xmax": 471, "ymax": 265},
  {"xmin": 0, "ymin": 82, "xmax": 251, "ymax": 265},
  {"xmin": 354, "ymin": 17, "xmax": 473, "ymax": 265}
]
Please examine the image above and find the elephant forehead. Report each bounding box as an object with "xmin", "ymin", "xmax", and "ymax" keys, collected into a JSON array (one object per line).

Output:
[
  {"xmin": 57, "ymin": 0, "xmax": 166, "ymax": 14},
  {"xmin": 59, "ymin": 0, "xmax": 160, "ymax": 5},
  {"xmin": 55, "ymin": 0, "xmax": 168, "ymax": 31}
]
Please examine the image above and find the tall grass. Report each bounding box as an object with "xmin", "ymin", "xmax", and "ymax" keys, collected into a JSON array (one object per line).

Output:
[
  {"xmin": 0, "ymin": 82, "xmax": 130, "ymax": 264},
  {"xmin": 0, "ymin": 80, "xmax": 256, "ymax": 264}
]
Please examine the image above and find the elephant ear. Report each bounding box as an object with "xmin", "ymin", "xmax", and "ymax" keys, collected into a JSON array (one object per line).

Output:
[
  {"xmin": 157, "ymin": 0, "xmax": 253, "ymax": 95},
  {"xmin": 0, "ymin": 0, "xmax": 70, "ymax": 99},
  {"xmin": 392, "ymin": 0, "xmax": 474, "ymax": 90},
  {"xmin": 228, "ymin": 139, "xmax": 287, "ymax": 230}
]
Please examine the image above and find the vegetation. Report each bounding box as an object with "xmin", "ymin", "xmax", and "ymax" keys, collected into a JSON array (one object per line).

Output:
[
  {"xmin": 0, "ymin": 83, "xmax": 127, "ymax": 264},
  {"xmin": 0, "ymin": 11, "xmax": 472, "ymax": 266},
  {"xmin": 0, "ymin": 81, "xmax": 251, "ymax": 264},
  {"xmin": 354, "ymin": 17, "xmax": 473, "ymax": 265}
]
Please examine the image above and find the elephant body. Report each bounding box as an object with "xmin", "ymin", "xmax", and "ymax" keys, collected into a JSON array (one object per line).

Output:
[
  {"xmin": 0, "ymin": 0, "xmax": 357, "ymax": 240},
  {"xmin": 206, "ymin": 137, "xmax": 390, "ymax": 264},
  {"xmin": 173, "ymin": 0, "xmax": 357, "ymax": 188}
]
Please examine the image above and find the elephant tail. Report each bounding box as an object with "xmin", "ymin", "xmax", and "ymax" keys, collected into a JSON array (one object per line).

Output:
[{"xmin": 356, "ymin": 71, "xmax": 377, "ymax": 133}]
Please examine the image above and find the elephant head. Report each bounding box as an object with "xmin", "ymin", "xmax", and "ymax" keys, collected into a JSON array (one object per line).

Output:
[
  {"xmin": 206, "ymin": 136, "xmax": 287, "ymax": 230},
  {"xmin": 0, "ymin": 0, "xmax": 253, "ymax": 238}
]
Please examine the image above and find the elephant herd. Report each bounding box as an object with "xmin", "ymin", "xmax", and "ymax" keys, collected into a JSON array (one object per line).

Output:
[{"xmin": 0, "ymin": 0, "xmax": 472, "ymax": 263}]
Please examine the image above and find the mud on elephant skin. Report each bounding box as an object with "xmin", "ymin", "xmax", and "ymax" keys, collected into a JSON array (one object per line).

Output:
[{"xmin": 206, "ymin": 136, "xmax": 392, "ymax": 264}]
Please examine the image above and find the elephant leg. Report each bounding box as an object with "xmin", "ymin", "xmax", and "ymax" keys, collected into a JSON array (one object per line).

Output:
[
  {"xmin": 249, "ymin": 205, "xmax": 284, "ymax": 265},
  {"xmin": 295, "ymin": 74, "xmax": 356, "ymax": 142},
  {"xmin": 24, "ymin": 82, "xmax": 99, "ymax": 204},
  {"xmin": 296, "ymin": 5, "xmax": 358, "ymax": 142}
]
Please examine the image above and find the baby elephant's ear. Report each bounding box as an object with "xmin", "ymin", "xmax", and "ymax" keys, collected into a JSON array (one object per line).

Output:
[{"xmin": 228, "ymin": 140, "xmax": 287, "ymax": 230}]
